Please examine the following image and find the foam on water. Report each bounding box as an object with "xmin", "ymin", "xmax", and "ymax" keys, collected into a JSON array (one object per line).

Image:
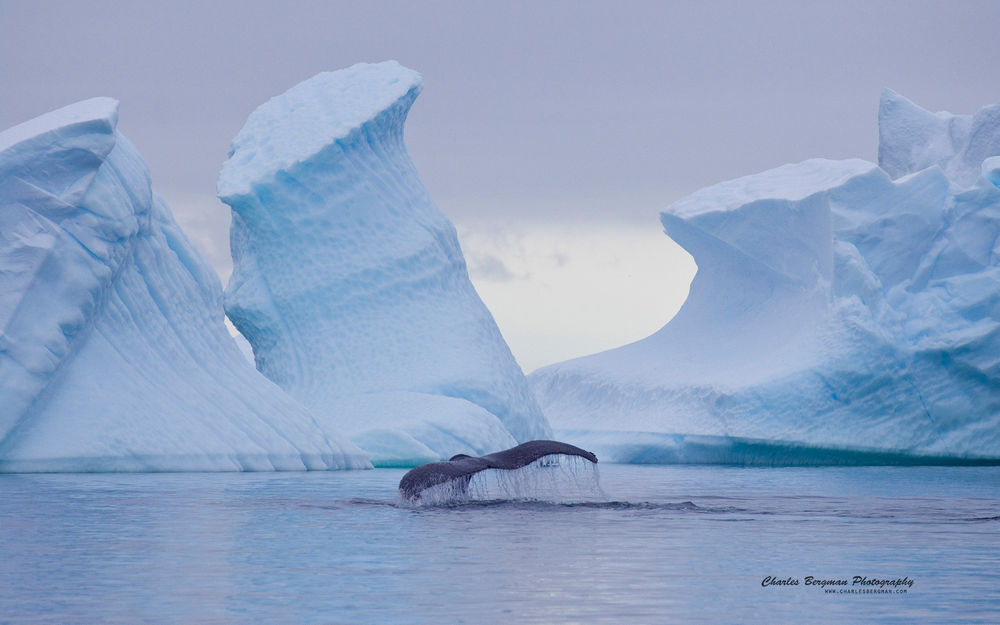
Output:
[{"xmin": 404, "ymin": 454, "xmax": 605, "ymax": 506}]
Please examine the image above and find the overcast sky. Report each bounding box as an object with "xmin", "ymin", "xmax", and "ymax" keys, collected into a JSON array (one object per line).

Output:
[{"xmin": 2, "ymin": 1, "xmax": 998, "ymax": 371}]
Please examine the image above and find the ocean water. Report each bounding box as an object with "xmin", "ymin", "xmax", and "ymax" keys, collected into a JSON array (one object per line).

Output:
[{"xmin": 1, "ymin": 464, "xmax": 998, "ymax": 624}]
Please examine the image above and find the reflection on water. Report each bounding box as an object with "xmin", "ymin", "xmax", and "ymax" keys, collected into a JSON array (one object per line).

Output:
[{"xmin": 1, "ymin": 465, "xmax": 998, "ymax": 624}]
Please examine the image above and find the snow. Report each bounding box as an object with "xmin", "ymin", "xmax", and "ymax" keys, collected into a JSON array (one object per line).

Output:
[
  {"xmin": 218, "ymin": 61, "xmax": 422, "ymax": 200},
  {"xmin": 0, "ymin": 99, "xmax": 370, "ymax": 472},
  {"xmin": 219, "ymin": 61, "xmax": 551, "ymax": 466},
  {"xmin": 668, "ymin": 158, "xmax": 876, "ymax": 219},
  {"xmin": 7, "ymin": 77, "xmax": 994, "ymax": 471},
  {"xmin": 334, "ymin": 391, "xmax": 517, "ymax": 467},
  {"xmin": 983, "ymin": 156, "xmax": 1000, "ymax": 188},
  {"xmin": 879, "ymin": 88, "xmax": 1000, "ymax": 188},
  {"xmin": 530, "ymin": 92, "xmax": 1000, "ymax": 465}
]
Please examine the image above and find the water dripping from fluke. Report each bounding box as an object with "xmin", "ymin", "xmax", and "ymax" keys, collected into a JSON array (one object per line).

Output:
[{"xmin": 397, "ymin": 440, "xmax": 605, "ymax": 506}]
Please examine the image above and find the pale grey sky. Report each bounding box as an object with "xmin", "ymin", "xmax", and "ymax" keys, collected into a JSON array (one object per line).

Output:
[{"xmin": 2, "ymin": 0, "xmax": 998, "ymax": 370}]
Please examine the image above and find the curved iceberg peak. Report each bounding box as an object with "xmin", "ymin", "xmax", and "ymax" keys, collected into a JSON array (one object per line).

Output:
[
  {"xmin": 0, "ymin": 99, "xmax": 370, "ymax": 472},
  {"xmin": 530, "ymin": 92, "xmax": 1000, "ymax": 465},
  {"xmin": 218, "ymin": 61, "xmax": 422, "ymax": 200},
  {"xmin": 219, "ymin": 61, "xmax": 551, "ymax": 465}
]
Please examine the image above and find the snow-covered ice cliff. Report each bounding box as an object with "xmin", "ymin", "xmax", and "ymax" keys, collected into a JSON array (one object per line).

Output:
[
  {"xmin": 219, "ymin": 62, "xmax": 551, "ymax": 466},
  {"xmin": 530, "ymin": 92, "xmax": 1000, "ymax": 465},
  {"xmin": 879, "ymin": 88, "xmax": 1000, "ymax": 188},
  {"xmin": 0, "ymin": 99, "xmax": 369, "ymax": 472}
]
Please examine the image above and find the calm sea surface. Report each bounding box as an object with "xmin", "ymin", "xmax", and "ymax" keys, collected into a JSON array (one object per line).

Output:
[{"xmin": 1, "ymin": 465, "xmax": 998, "ymax": 624}]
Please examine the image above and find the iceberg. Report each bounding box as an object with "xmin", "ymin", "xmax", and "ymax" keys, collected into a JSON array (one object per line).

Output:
[
  {"xmin": 0, "ymin": 99, "xmax": 370, "ymax": 472},
  {"xmin": 879, "ymin": 88, "xmax": 1000, "ymax": 188},
  {"xmin": 218, "ymin": 62, "xmax": 551, "ymax": 466},
  {"xmin": 530, "ymin": 93, "xmax": 1000, "ymax": 465}
]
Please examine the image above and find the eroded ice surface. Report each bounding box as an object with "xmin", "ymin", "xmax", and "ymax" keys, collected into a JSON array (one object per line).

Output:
[
  {"xmin": 0, "ymin": 99, "xmax": 369, "ymax": 472},
  {"xmin": 530, "ymin": 93, "xmax": 1000, "ymax": 465},
  {"xmin": 879, "ymin": 88, "xmax": 1000, "ymax": 188},
  {"xmin": 219, "ymin": 62, "xmax": 551, "ymax": 466}
]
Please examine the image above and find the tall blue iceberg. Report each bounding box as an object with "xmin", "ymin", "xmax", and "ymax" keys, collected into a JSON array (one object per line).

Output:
[
  {"xmin": 218, "ymin": 62, "xmax": 551, "ymax": 466},
  {"xmin": 530, "ymin": 91, "xmax": 1000, "ymax": 465},
  {"xmin": 0, "ymin": 98, "xmax": 369, "ymax": 472}
]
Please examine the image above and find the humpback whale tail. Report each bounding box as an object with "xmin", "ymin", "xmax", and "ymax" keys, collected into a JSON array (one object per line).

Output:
[{"xmin": 399, "ymin": 440, "xmax": 599, "ymax": 502}]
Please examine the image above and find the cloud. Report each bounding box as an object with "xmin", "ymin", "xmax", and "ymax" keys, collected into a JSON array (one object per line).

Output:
[
  {"xmin": 456, "ymin": 220, "xmax": 696, "ymax": 372},
  {"xmin": 161, "ymin": 190, "xmax": 233, "ymax": 283},
  {"xmin": 466, "ymin": 252, "xmax": 520, "ymax": 283}
]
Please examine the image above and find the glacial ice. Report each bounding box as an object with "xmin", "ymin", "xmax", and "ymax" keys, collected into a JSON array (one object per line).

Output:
[
  {"xmin": 530, "ymin": 93, "xmax": 1000, "ymax": 465},
  {"xmin": 984, "ymin": 157, "xmax": 1000, "ymax": 189},
  {"xmin": 0, "ymin": 99, "xmax": 370, "ymax": 472},
  {"xmin": 879, "ymin": 88, "xmax": 1000, "ymax": 188},
  {"xmin": 218, "ymin": 61, "xmax": 551, "ymax": 466}
]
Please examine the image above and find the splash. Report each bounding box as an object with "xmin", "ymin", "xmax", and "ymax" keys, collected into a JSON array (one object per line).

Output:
[{"xmin": 407, "ymin": 454, "xmax": 605, "ymax": 506}]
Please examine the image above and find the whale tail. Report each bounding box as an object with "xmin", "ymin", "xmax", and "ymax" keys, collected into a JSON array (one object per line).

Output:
[{"xmin": 399, "ymin": 440, "xmax": 598, "ymax": 502}]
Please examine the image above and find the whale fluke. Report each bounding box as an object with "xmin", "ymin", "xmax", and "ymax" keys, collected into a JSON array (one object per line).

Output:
[{"xmin": 398, "ymin": 440, "xmax": 598, "ymax": 501}]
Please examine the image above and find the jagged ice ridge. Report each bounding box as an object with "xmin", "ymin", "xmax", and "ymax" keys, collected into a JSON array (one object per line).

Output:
[
  {"xmin": 0, "ymin": 99, "xmax": 369, "ymax": 472},
  {"xmin": 529, "ymin": 90, "xmax": 1000, "ymax": 465}
]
